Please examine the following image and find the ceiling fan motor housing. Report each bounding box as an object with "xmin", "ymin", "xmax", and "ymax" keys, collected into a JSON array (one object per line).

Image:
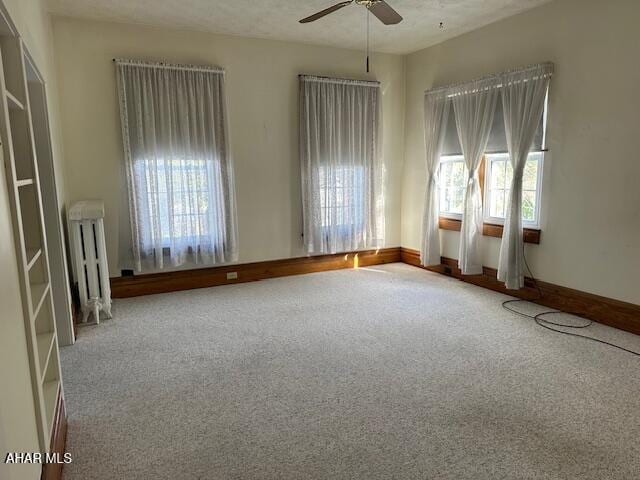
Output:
[{"xmin": 355, "ymin": 0, "xmax": 383, "ymax": 6}]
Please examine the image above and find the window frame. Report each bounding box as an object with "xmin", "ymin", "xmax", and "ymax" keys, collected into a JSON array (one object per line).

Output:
[
  {"xmin": 436, "ymin": 154, "xmax": 543, "ymax": 244},
  {"xmin": 437, "ymin": 154, "xmax": 467, "ymax": 221},
  {"xmin": 482, "ymin": 151, "xmax": 545, "ymax": 229}
]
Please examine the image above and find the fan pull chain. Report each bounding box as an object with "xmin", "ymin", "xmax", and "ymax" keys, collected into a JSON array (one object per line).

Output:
[{"xmin": 366, "ymin": 7, "xmax": 370, "ymax": 72}]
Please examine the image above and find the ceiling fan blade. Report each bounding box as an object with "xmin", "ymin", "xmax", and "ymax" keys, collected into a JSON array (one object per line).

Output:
[
  {"xmin": 368, "ymin": 1, "xmax": 403, "ymax": 25},
  {"xmin": 299, "ymin": 1, "xmax": 353, "ymax": 23}
]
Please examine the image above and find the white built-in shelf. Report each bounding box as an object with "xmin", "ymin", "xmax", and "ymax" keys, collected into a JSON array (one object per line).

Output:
[
  {"xmin": 31, "ymin": 281, "xmax": 50, "ymax": 317},
  {"xmin": 5, "ymin": 89, "xmax": 24, "ymax": 110},
  {"xmin": 26, "ymin": 248, "xmax": 42, "ymax": 270},
  {"xmin": 16, "ymin": 178, "xmax": 33, "ymax": 187},
  {"xmin": 36, "ymin": 331, "xmax": 54, "ymax": 376},
  {"xmin": 1, "ymin": 26, "xmax": 64, "ymax": 454},
  {"xmin": 43, "ymin": 379, "xmax": 59, "ymax": 434}
]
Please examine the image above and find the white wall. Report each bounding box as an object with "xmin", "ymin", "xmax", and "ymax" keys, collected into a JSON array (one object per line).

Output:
[
  {"xmin": 0, "ymin": 2, "xmax": 62, "ymax": 479},
  {"xmin": 402, "ymin": 0, "xmax": 640, "ymax": 305},
  {"xmin": 51, "ymin": 17, "xmax": 406, "ymax": 276}
]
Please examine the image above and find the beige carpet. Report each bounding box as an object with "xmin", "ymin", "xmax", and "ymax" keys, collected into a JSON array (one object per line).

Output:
[{"xmin": 60, "ymin": 263, "xmax": 640, "ymax": 479}]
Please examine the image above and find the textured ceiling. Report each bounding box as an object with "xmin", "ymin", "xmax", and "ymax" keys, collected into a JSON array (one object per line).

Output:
[{"xmin": 46, "ymin": 0, "xmax": 552, "ymax": 54}]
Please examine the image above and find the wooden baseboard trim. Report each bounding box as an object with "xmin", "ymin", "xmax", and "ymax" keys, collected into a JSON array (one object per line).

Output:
[
  {"xmin": 400, "ymin": 247, "xmax": 640, "ymax": 336},
  {"xmin": 109, "ymin": 245, "xmax": 638, "ymax": 336},
  {"xmin": 111, "ymin": 247, "xmax": 402, "ymax": 298},
  {"xmin": 41, "ymin": 389, "xmax": 67, "ymax": 480}
]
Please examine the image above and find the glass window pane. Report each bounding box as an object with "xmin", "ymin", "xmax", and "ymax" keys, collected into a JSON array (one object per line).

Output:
[
  {"xmin": 441, "ymin": 161, "xmax": 453, "ymax": 189},
  {"xmin": 318, "ymin": 165, "xmax": 365, "ymax": 228},
  {"xmin": 443, "ymin": 187, "xmax": 450, "ymax": 213},
  {"xmin": 485, "ymin": 152, "xmax": 541, "ymax": 224},
  {"xmin": 523, "ymin": 158, "xmax": 538, "ymax": 191},
  {"xmin": 198, "ymin": 191, "xmax": 209, "ymax": 212},
  {"xmin": 134, "ymin": 156, "xmax": 225, "ymax": 248},
  {"xmin": 491, "ymin": 159, "xmax": 506, "ymax": 189},
  {"xmin": 451, "ymin": 187, "xmax": 464, "ymax": 214},
  {"xmin": 439, "ymin": 158, "xmax": 466, "ymax": 215},
  {"xmin": 522, "ymin": 190, "xmax": 536, "ymax": 222},
  {"xmin": 505, "ymin": 162, "xmax": 513, "ymax": 187},
  {"xmin": 439, "ymin": 184, "xmax": 448, "ymax": 214},
  {"xmin": 451, "ymin": 161, "xmax": 465, "ymax": 187},
  {"xmin": 490, "ymin": 189, "xmax": 505, "ymax": 218}
]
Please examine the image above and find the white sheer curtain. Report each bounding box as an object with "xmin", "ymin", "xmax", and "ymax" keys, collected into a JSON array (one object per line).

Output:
[
  {"xmin": 299, "ymin": 75, "xmax": 384, "ymax": 254},
  {"xmin": 116, "ymin": 59, "xmax": 238, "ymax": 271},
  {"xmin": 421, "ymin": 91, "xmax": 450, "ymax": 266},
  {"xmin": 452, "ymin": 78, "xmax": 499, "ymax": 274},
  {"xmin": 498, "ymin": 64, "xmax": 553, "ymax": 288}
]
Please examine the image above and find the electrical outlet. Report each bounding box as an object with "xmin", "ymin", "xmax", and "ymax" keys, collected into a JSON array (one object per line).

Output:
[{"xmin": 226, "ymin": 271, "xmax": 238, "ymax": 280}]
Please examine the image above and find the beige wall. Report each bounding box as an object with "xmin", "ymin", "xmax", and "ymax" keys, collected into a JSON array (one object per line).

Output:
[
  {"xmin": 0, "ymin": 2, "xmax": 61, "ymax": 480},
  {"xmin": 51, "ymin": 17, "xmax": 406, "ymax": 276},
  {"xmin": 402, "ymin": 0, "xmax": 640, "ymax": 305}
]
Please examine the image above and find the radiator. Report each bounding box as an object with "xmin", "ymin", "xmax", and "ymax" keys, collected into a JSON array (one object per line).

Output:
[{"xmin": 68, "ymin": 200, "xmax": 112, "ymax": 324}]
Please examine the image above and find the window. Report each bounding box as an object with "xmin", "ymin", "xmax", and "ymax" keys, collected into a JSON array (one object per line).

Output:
[
  {"xmin": 134, "ymin": 158, "xmax": 220, "ymax": 248},
  {"xmin": 438, "ymin": 155, "xmax": 466, "ymax": 219},
  {"xmin": 437, "ymin": 92, "xmax": 548, "ymax": 231},
  {"xmin": 116, "ymin": 60, "xmax": 238, "ymax": 271},
  {"xmin": 484, "ymin": 151, "xmax": 543, "ymax": 227},
  {"xmin": 437, "ymin": 151, "xmax": 544, "ymax": 229},
  {"xmin": 299, "ymin": 75, "xmax": 383, "ymax": 254},
  {"xmin": 319, "ymin": 165, "xmax": 365, "ymax": 231}
]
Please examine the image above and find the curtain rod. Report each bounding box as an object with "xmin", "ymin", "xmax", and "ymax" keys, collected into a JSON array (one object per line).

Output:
[
  {"xmin": 113, "ymin": 58, "xmax": 225, "ymax": 74},
  {"xmin": 441, "ymin": 148, "xmax": 549, "ymax": 158},
  {"xmin": 424, "ymin": 62, "xmax": 554, "ymax": 96},
  {"xmin": 299, "ymin": 74, "xmax": 380, "ymax": 87}
]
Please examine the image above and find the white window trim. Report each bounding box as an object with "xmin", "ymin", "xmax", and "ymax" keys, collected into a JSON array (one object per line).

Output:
[
  {"xmin": 438, "ymin": 154, "xmax": 465, "ymax": 220},
  {"xmin": 482, "ymin": 151, "xmax": 544, "ymax": 229}
]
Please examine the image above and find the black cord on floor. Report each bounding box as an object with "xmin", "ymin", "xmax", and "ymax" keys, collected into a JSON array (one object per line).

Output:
[{"xmin": 500, "ymin": 248, "xmax": 640, "ymax": 357}]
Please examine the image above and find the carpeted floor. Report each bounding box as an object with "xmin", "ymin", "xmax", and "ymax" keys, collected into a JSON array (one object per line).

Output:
[{"xmin": 60, "ymin": 263, "xmax": 640, "ymax": 479}]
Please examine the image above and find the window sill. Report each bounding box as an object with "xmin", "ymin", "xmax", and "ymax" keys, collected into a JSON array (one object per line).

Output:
[{"xmin": 438, "ymin": 217, "xmax": 541, "ymax": 244}]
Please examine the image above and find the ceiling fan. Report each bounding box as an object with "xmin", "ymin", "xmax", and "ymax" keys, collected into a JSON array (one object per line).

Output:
[
  {"xmin": 299, "ymin": 1, "xmax": 403, "ymax": 72},
  {"xmin": 299, "ymin": 0, "xmax": 403, "ymax": 25}
]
